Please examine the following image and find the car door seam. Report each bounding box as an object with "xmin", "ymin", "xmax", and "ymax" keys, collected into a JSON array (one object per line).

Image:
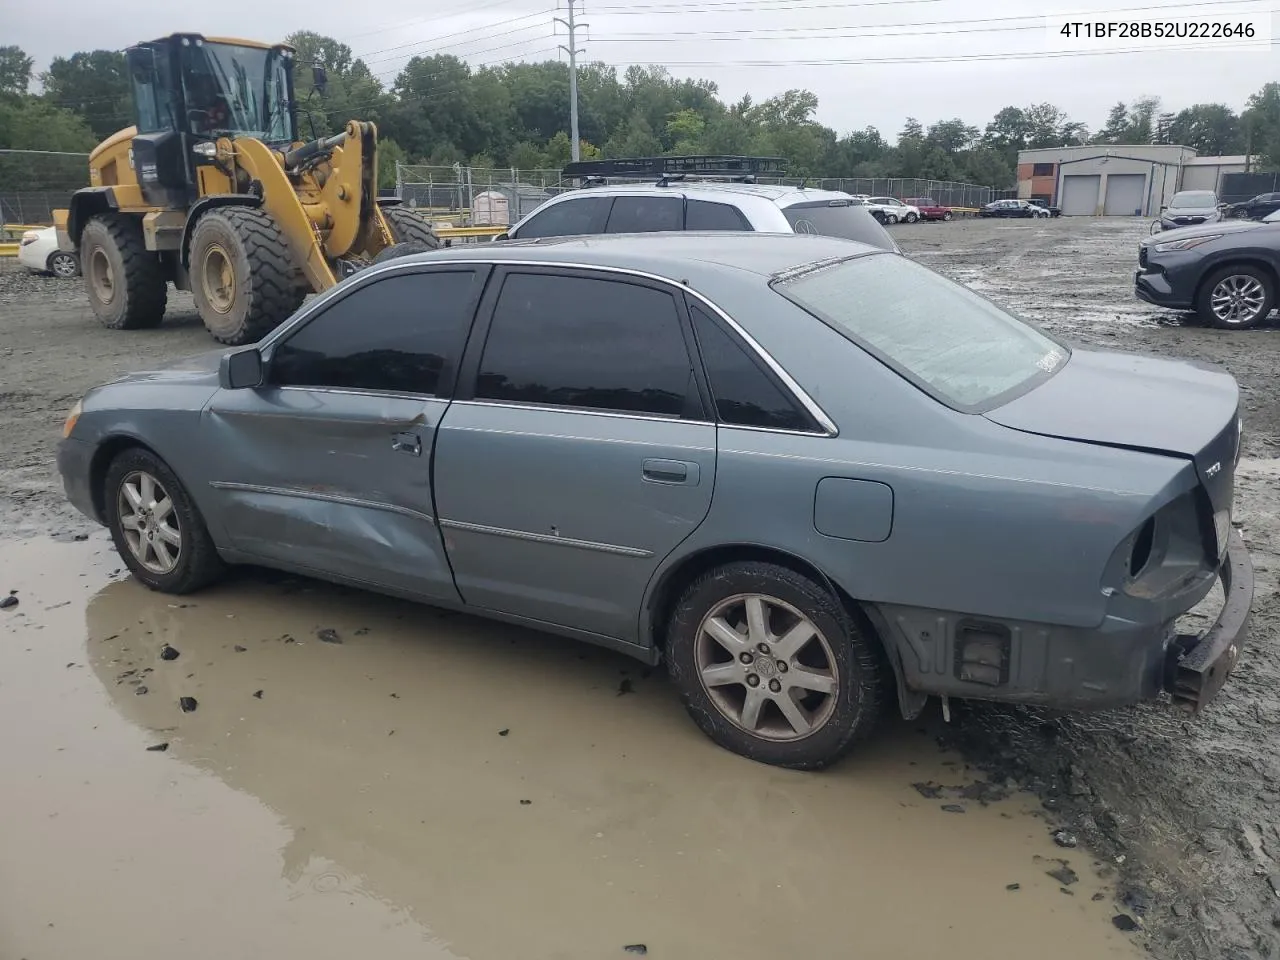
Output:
[{"xmin": 208, "ymin": 481, "xmax": 436, "ymax": 524}]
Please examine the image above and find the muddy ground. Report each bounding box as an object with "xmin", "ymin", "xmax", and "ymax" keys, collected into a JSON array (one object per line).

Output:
[{"xmin": 0, "ymin": 217, "xmax": 1277, "ymax": 959}]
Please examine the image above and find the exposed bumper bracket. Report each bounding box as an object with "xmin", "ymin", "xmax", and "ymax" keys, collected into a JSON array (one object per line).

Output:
[{"xmin": 1164, "ymin": 529, "xmax": 1253, "ymax": 712}]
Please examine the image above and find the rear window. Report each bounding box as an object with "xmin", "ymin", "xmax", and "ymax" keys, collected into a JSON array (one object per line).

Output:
[
  {"xmin": 773, "ymin": 254, "xmax": 1068, "ymax": 410},
  {"xmin": 782, "ymin": 201, "xmax": 896, "ymax": 251}
]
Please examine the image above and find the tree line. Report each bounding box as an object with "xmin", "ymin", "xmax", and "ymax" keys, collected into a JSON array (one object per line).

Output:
[{"xmin": 2, "ymin": 32, "xmax": 1278, "ymax": 192}]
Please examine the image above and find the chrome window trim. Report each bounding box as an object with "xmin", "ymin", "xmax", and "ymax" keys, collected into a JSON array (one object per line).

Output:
[
  {"xmin": 261, "ymin": 257, "xmax": 838, "ymax": 437},
  {"xmin": 438, "ymin": 518, "xmax": 653, "ymax": 558},
  {"xmin": 209, "ymin": 481, "xmax": 435, "ymax": 524},
  {"xmin": 274, "ymin": 385, "xmax": 438, "ymax": 402}
]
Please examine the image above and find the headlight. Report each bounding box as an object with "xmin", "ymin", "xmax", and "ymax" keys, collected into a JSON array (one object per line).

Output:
[
  {"xmin": 62, "ymin": 399, "xmax": 82, "ymax": 438},
  {"xmin": 1153, "ymin": 234, "xmax": 1222, "ymax": 253}
]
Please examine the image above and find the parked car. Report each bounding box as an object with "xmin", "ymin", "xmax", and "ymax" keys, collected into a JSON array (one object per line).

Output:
[
  {"xmin": 978, "ymin": 199, "xmax": 1050, "ymax": 219},
  {"xmin": 903, "ymin": 197, "xmax": 954, "ymax": 221},
  {"xmin": 1028, "ymin": 198, "xmax": 1062, "ymax": 217},
  {"xmin": 58, "ymin": 233, "xmax": 1251, "ymax": 769},
  {"xmin": 1152, "ymin": 190, "xmax": 1223, "ymax": 233},
  {"xmin": 865, "ymin": 197, "xmax": 921, "ymax": 224},
  {"xmin": 1224, "ymin": 192, "xmax": 1280, "ymax": 221},
  {"xmin": 17, "ymin": 226, "xmax": 79, "ymax": 278},
  {"xmin": 501, "ymin": 181, "xmax": 898, "ymax": 252},
  {"xmin": 1136, "ymin": 208, "xmax": 1280, "ymax": 329}
]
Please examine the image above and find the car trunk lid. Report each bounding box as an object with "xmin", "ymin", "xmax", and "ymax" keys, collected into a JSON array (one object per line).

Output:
[{"xmin": 985, "ymin": 348, "xmax": 1240, "ymax": 558}]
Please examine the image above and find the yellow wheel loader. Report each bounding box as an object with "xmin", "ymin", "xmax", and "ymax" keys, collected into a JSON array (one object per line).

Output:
[{"xmin": 53, "ymin": 33, "xmax": 439, "ymax": 345}]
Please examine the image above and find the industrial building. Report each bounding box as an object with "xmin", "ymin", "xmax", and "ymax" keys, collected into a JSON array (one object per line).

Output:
[{"xmin": 1016, "ymin": 145, "xmax": 1251, "ymax": 216}]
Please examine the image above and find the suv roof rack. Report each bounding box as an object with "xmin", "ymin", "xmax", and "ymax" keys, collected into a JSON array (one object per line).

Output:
[{"xmin": 562, "ymin": 155, "xmax": 789, "ymax": 185}]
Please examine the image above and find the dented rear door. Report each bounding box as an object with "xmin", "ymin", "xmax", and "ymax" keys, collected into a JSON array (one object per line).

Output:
[{"xmin": 201, "ymin": 266, "xmax": 486, "ymax": 602}]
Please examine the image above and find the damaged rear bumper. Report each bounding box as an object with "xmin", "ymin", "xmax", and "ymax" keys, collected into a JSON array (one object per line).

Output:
[{"xmin": 1163, "ymin": 529, "xmax": 1253, "ymax": 712}]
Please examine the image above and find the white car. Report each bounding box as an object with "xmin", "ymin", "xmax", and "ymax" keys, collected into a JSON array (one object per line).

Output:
[
  {"xmin": 17, "ymin": 226, "xmax": 80, "ymax": 278},
  {"xmin": 865, "ymin": 197, "xmax": 922, "ymax": 224}
]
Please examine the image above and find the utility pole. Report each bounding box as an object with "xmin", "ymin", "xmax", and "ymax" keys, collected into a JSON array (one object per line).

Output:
[{"xmin": 556, "ymin": 0, "xmax": 587, "ymax": 162}]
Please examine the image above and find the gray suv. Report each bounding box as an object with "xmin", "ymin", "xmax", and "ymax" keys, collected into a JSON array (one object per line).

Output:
[{"xmin": 502, "ymin": 181, "xmax": 899, "ymax": 252}]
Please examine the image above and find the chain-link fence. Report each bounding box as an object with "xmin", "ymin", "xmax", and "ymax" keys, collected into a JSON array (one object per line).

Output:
[
  {"xmin": 394, "ymin": 165, "xmax": 1002, "ymax": 224},
  {"xmin": 0, "ymin": 150, "xmax": 91, "ymax": 226},
  {"xmin": 395, "ymin": 165, "xmax": 571, "ymax": 226}
]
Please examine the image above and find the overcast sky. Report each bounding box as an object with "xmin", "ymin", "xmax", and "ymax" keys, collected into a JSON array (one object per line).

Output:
[{"xmin": 8, "ymin": 0, "xmax": 1279, "ymax": 141}]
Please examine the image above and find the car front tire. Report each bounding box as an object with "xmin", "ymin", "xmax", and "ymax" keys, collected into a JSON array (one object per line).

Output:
[
  {"xmin": 1196, "ymin": 265, "xmax": 1276, "ymax": 330},
  {"xmin": 904, "ymin": 212, "xmax": 918, "ymax": 223},
  {"xmin": 104, "ymin": 447, "xmax": 226, "ymax": 594},
  {"xmin": 665, "ymin": 561, "xmax": 884, "ymax": 770}
]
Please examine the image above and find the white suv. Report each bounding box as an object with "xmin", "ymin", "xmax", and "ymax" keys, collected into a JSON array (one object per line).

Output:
[
  {"xmin": 502, "ymin": 182, "xmax": 899, "ymax": 252},
  {"xmin": 865, "ymin": 197, "xmax": 921, "ymax": 224}
]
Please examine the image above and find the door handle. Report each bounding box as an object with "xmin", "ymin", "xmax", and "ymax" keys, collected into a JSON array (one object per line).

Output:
[
  {"xmin": 643, "ymin": 459, "xmax": 698, "ymax": 485},
  {"xmin": 391, "ymin": 431, "xmax": 422, "ymax": 456}
]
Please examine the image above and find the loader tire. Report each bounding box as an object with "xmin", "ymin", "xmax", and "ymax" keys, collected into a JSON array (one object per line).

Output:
[
  {"xmin": 373, "ymin": 240, "xmax": 436, "ymax": 264},
  {"xmin": 189, "ymin": 207, "xmax": 306, "ymax": 346},
  {"xmin": 382, "ymin": 206, "xmax": 441, "ymax": 249},
  {"xmin": 80, "ymin": 215, "xmax": 167, "ymax": 330}
]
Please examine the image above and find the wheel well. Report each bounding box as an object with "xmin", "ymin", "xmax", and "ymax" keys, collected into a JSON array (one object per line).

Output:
[
  {"xmin": 68, "ymin": 190, "xmax": 115, "ymax": 247},
  {"xmin": 88, "ymin": 436, "xmax": 158, "ymax": 521},
  {"xmin": 1193, "ymin": 258, "xmax": 1279, "ymax": 308},
  {"xmin": 649, "ymin": 545, "xmax": 884, "ymax": 656}
]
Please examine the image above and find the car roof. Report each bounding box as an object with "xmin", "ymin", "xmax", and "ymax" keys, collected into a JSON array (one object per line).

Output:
[
  {"xmin": 384, "ymin": 231, "xmax": 883, "ymax": 284},
  {"xmin": 548, "ymin": 181, "xmax": 852, "ymax": 206}
]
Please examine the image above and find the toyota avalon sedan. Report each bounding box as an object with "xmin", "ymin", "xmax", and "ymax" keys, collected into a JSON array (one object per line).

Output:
[{"xmin": 57, "ymin": 233, "xmax": 1252, "ymax": 769}]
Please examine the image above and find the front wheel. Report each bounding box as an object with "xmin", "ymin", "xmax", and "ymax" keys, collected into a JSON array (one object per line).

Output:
[
  {"xmin": 1196, "ymin": 265, "xmax": 1276, "ymax": 330},
  {"xmin": 904, "ymin": 212, "xmax": 918, "ymax": 223},
  {"xmin": 665, "ymin": 562, "xmax": 884, "ymax": 769},
  {"xmin": 189, "ymin": 207, "xmax": 306, "ymax": 345},
  {"xmin": 103, "ymin": 447, "xmax": 225, "ymax": 594}
]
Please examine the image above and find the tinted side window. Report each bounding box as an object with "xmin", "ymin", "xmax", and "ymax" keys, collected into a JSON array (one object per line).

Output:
[
  {"xmin": 690, "ymin": 304, "xmax": 814, "ymax": 432},
  {"xmin": 605, "ymin": 196, "xmax": 684, "ymax": 233},
  {"xmin": 271, "ymin": 271, "xmax": 475, "ymax": 395},
  {"xmin": 515, "ymin": 196, "xmax": 612, "ymax": 238},
  {"xmin": 476, "ymin": 273, "xmax": 694, "ymax": 416},
  {"xmin": 686, "ymin": 199, "xmax": 751, "ymax": 231}
]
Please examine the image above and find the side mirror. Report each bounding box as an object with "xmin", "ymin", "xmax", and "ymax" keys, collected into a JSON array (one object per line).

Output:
[
  {"xmin": 311, "ymin": 66, "xmax": 328, "ymax": 95},
  {"xmin": 493, "ymin": 232, "xmax": 510, "ymax": 242},
  {"xmin": 220, "ymin": 347, "xmax": 264, "ymax": 390}
]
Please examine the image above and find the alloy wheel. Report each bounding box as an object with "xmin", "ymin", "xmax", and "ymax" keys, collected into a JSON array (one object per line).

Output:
[
  {"xmin": 117, "ymin": 470, "xmax": 182, "ymax": 574},
  {"xmin": 694, "ymin": 593, "xmax": 839, "ymax": 741},
  {"xmin": 1210, "ymin": 274, "xmax": 1267, "ymax": 326},
  {"xmin": 50, "ymin": 252, "xmax": 78, "ymax": 278}
]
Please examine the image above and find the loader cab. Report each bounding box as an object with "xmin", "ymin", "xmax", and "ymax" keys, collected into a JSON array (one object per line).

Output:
[{"xmin": 125, "ymin": 34, "xmax": 297, "ymax": 207}]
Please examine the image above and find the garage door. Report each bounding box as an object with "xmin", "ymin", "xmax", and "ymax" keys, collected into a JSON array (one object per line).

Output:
[
  {"xmin": 1060, "ymin": 175, "xmax": 1101, "ymax": 216},
  {"xmin": 1104, "ymin": 174, "xmax": 1146, "ymax": 216}
]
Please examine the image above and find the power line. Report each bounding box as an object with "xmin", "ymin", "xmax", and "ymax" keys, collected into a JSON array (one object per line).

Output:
[
  {"xmin": 591, "ymin": 0, "xmax": 1273, "ymax": 37},
  {"xmin": 350, "ymin": 8, "xmax": 553, "ymax": 66},
  {"xmin": 598, "ymin": 38, "xmax": 1276, "ymax": 67},
  {"xmin": 342, "ymin": 0, "xmax": 542, "ymax": 43}
]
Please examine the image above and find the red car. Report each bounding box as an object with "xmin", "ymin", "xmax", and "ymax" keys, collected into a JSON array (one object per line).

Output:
[{"xmin": 904, "ymin": 197, "xmax": 954, "ymax": 222}]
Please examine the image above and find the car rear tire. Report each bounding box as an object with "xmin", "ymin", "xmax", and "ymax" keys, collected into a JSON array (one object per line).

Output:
[
  {"xmin": 884, "ymin": 214, "xmax": 898, "ymax": 224},
  {"xmin": 1196, "ymin": 265, "xmax": 1276, "ymax": 330},
  {"xmin": 47, "ymin": 250, "xmax": 80, "ymax": 278},
  {"xmin": 103, "ymin": 447, "xmax": 226, "ymax": 594},
  {"xmin": 665, "ymin": 561, "xmax": 884, "ymax": 770},
  {"xmin": 942, "ymin": 211, "xmax": 954, "ymax": 222}
]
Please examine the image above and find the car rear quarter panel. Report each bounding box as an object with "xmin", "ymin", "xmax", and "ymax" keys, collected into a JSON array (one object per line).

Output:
[{"xmin": 652, "ymin": 272, "xmax": 1194, "ymax": 634}]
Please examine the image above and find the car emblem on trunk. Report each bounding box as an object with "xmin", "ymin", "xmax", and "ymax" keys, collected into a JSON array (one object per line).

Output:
[{"xmin": 1206, "ymin": 462, "xmax": 1222, "ymax": 477}]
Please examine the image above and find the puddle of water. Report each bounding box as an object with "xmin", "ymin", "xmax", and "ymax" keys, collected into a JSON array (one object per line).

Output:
[{"xmin": 0, "ymin": 536, "xmax": 1142, "ymax": 960}]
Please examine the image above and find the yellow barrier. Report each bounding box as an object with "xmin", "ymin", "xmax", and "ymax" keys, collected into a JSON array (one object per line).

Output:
[
  {"xmin": 435, "ymin": 224, "xmax": 508, "ymax": 239},
  {"xmin": 0, "ymin": 242, "xmax": 20, "ymax": 257}
]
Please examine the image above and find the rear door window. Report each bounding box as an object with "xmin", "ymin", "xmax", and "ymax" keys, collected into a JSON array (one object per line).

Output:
[
  {"xmin": 685, "ymin": 199, "xmax": 751, "ymax": 231},
  {"xmin": 605, "ymin": 196, "xmax": 684, "ymax": 233},
  {"xmin": 514, "ymin": 196, "xmax": 613, "ymax": 238}
]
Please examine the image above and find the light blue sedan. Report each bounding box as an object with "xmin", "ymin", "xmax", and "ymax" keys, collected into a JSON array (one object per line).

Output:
[{"xmin": 57, "ymin": 233, "xmax": 1252, "ymax": 768}]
